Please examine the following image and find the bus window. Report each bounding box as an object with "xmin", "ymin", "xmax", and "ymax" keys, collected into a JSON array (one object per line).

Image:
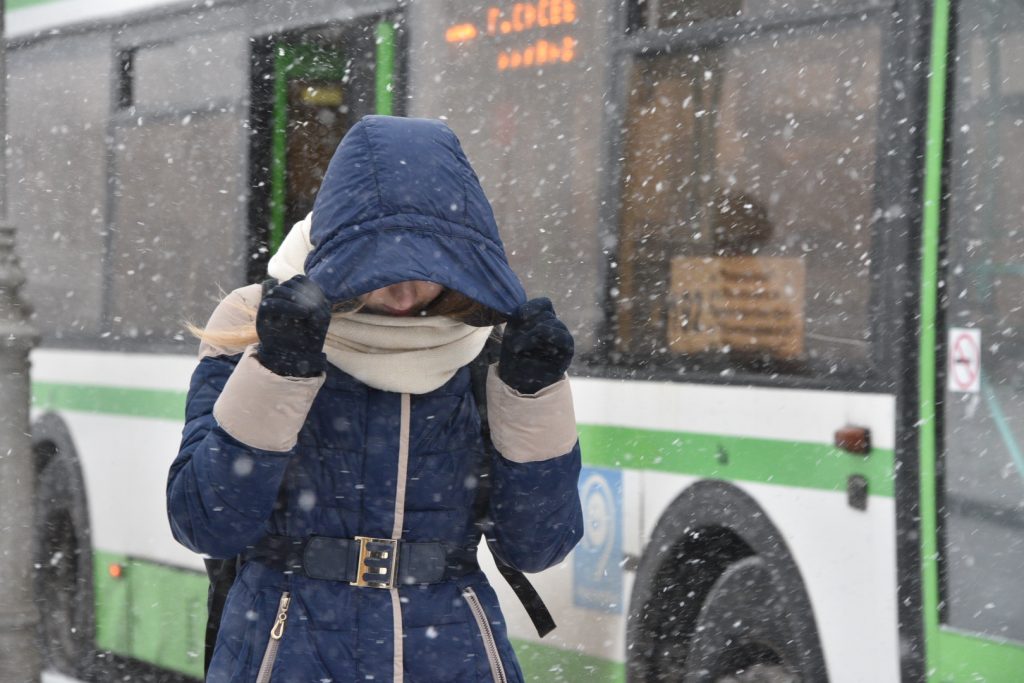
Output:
[
  {"xmin": 614, "ymin": 18, "xmax": 881, "ymax": 375},
  {"xmin": 270, "ymin": 40, "xmax": 361, "ymax": 252},
  {"xmin": 252, "ymin": 19, "xmax": 395, "ymax": 258},
  {"xmin": 106, "ymin": 31, "xmax": 249, "ymax": 344},
  {"xmin": 131, "ymin": 31, "xmax": 247, "ymax": 112},
  {"xmin": 941, "ymin": 0, "xmax": 1024, "ymax": 643},
  {"xmin": 8, "ymin": 34, "xmax": 111, "ymax": 341}
]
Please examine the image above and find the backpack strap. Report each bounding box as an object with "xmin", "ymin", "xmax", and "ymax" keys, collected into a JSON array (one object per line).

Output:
[
  {"xmin": 203, "ymin": 556, "xmax": 239, "ymax": 676},
  {"xmin": 469, "ymin": 334, "xmax": 557, "ymax": 638}
]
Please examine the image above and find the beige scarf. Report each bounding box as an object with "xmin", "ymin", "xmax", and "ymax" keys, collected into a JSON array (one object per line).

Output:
[{"xmin": 268, "ymin": 214, "xmax": 491, "ymax": 394}]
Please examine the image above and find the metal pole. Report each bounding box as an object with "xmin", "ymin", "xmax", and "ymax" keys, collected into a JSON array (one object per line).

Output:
[{"xmin": 0, "ymin": 0, "xmax": 42, "ymax": 679}]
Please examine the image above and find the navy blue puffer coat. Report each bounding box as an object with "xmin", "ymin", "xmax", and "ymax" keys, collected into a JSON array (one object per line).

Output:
[{"xmin": 167, "ymin": 116, "xmax": 584, "ymax": 682}]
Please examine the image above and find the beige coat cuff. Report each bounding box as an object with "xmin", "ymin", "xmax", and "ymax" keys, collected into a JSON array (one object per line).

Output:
[
  {"xmin": 213, "ymin": 346, "xmax": 325, "ymax": 452},
  {"xmin": 486, "ymin": 364, "xmax": 578, "ymax": 463}
]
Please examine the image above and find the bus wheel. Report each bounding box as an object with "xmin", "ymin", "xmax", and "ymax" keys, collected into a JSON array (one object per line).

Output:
[
  {"xmin": 683, "ymin": 556, "xmax": 803, "ymax": 683},
  {"xmin": 33, "ymin": 435, "xmax": 96, "ymax": 678}
]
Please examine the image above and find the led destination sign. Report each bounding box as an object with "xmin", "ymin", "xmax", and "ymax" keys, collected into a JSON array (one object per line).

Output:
[{"xmin": 445, "ymin": 0, "xmax": 579, "ymax": 72}]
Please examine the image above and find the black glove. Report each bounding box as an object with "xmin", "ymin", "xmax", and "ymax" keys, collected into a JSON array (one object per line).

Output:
[
  {"xmin": 255, "ymin": 275, "xmax": 330, "ymax": 377},
  {"xmin": 498, "ymin": 298, "xmax": 574, "ymax": 394}
]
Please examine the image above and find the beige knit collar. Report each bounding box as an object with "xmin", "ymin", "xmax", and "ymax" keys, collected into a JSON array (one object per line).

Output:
[{"xmin": 324, "ymin": 312, "xmax": 491, "ymax": 394}]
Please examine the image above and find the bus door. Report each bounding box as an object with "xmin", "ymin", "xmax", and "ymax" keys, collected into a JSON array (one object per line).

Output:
[
  {"xmin": 927, "ymin": 0, "xmax": 1024, "ymax": 677},
  {"xmin": 255, "ymin": 18, "xmax": 401, "ymax": 257}
]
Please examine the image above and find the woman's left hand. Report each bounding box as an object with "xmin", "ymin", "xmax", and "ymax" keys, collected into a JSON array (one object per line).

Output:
[{"xmin": 498, "ymin": 298, "xmax": 574, "ymax": 394}]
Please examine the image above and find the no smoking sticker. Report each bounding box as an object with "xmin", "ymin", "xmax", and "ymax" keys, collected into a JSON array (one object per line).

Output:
[{"xmin": 948, "ymin": 327, "xmax": 981, "ymax": 393}]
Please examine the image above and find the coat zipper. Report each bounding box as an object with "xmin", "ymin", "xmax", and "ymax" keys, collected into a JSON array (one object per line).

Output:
[
  {"xmin": 255, "ymin": 591, "xmax": 291, "ymax": 683},
  {"xmin": 462, "ymin": 587, "xmax": 507, "ymax": 683}
]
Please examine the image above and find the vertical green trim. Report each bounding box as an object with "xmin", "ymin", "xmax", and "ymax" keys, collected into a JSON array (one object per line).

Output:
[
  {"xmin": 918, "ymin": 0, "xmax": 950, "ymax": 678},
  {"xmin": 270, "ymin": 46, "xmax": 290, "ymax": 253},
  {"xmin": 375, "ymin": 20, "xmax": 396, "ymax": 115}
]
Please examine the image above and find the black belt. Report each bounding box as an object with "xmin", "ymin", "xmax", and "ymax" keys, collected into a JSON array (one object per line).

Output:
[{"xmin": 243, "ymin": 534, "xmax": 479, "ymax": 589}]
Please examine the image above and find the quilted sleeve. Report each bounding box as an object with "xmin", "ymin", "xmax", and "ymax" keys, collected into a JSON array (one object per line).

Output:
[
  {"xmin": 166, "ymin": 286, "xmax": 325, "ymax": 558},
  {"xmin": 166, "ymin": 354, "xmax": 301, "ymax": 558},
  {"xmin": 485, "ymin": 367, "xmax": 584, "ymax": 573}
]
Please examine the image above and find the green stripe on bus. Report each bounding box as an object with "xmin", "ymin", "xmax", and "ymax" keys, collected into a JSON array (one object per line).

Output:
[
  {"xmin": 270, "ymin": 46, "xmax": 290, "ymax": 252},
  {"xmin": 32, "ymin": 382, "xmax": 185, "ymax": 421},
  {"xmin": 8, "ymin": 0, "xmax": 58, "ymax": 9},
  {"xmin": 579, "ymin": 424, "xmax": 894, "ymax": 497},
  {"xmin": 919, "ymin": 0, "xmax": 949, "ymax": 679},
  {"xmin": 30, "ymin": 381, "xmax": 892, "ymax": 494},
  {"xmin": 513, "ymin": 638, "xmax": 624, "ymax": 682},
  {"xmin": 94, "ymin": 550, "xmax": 207, "ymax": 679}
]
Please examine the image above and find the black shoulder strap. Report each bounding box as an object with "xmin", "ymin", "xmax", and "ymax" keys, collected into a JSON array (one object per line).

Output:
[
  {"xmin": 469, "ymin": 335, "xmax": 557, "ymax": 638},
  {"xmin": 203, "ymin": 556, "xmax": 239, "ymax": 676}
]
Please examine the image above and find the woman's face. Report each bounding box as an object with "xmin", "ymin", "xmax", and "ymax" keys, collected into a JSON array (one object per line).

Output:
[{"xmin": 357, "ymin": 280, "xmax": 444, "ymax": 316}]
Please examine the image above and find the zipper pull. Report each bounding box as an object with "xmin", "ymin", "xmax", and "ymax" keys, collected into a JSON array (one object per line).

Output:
[{"xmin": 270, "ymin": 591, "xmax": 291, "ymax": 640}]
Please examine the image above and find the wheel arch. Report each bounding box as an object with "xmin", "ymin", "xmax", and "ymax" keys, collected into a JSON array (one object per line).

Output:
[
  {"xmin": 31, "ymin": 410, "xmax": 98, "ymax": 675},
  {"xmin": 32, "ymin": 411, "xmax": 92, "ymax": 533},
  {"xmin": 626, "ymin": 478, "xmax": 827, "ymax": 681}
]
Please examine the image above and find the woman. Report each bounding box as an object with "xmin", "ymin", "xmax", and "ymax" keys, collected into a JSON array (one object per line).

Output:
[{"xmin": 166, "ymin": 115, "xmax": 584, "ymax": 682}]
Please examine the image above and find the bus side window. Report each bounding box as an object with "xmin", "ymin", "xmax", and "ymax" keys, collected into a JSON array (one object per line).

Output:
[
  {"xmin": 614, "ymin": 20, "xmax": 882, "ymax": 375},
  {"xmin": 8, "ymin": 34, "xmax": 111, "ymax": 341},
  {"xmin": 107, "ymin": 31, "xmax": 249, "ymax": 344}
]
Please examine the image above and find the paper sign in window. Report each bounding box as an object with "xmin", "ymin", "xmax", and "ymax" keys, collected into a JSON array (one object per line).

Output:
[{"xmin": 668, "ymin": 256, "xmax": 806, "ymax": 359}]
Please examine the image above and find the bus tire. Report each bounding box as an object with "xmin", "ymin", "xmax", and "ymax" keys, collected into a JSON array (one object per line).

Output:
[
  {"xmin": 627, "ymin": 480, "xmax": 826, "ymax": 683},
  {"xmin": 683, "ymin": 555, "xmax": 802, "ymax": 682},
  {"xmin": 32, "ymin": 413, "xmax": 97, "ymax": 679}
]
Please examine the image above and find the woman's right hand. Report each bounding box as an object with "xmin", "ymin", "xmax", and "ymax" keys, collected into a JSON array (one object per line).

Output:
[
  {"xmin": 498, "ymin": 297, "xmax": 574, "ymax": 394},
  {"xmin": 255, "ymin": 275, "xmax": 331, "ymax": 377}
]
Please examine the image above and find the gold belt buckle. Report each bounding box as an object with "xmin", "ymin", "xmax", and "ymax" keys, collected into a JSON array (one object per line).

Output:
[{"xmin": 351, "ymin": 536, "xmax": 399, "ymax": 589}]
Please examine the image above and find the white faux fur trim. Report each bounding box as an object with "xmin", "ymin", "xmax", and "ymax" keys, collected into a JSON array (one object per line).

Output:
[{"xmin": 266, "ymin": 213, "xmax": 313, "ymax": 281}]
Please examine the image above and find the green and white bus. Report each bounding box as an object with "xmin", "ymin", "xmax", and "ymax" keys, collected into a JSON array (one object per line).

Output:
[{"xmin": 10, "ymin": 0, "xmax": 1023, "ymax": 680}]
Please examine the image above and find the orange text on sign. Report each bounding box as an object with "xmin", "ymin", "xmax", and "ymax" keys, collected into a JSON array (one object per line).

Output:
[
  {"xmin": 445, "ymin": 23, "xmax": 479, "ymax": 43},
  {"xmin": 487, "ymin": 0, "xmax": 577, "ymax": 35},
  {"xmin": 497, "ymin": 36, "xmax": 576, "ymax": 70}
]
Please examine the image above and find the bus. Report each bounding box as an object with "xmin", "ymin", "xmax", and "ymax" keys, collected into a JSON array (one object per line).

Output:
[{"xmin": 10, "ymin": 0, "xmax": 1023, "ymax": 680}]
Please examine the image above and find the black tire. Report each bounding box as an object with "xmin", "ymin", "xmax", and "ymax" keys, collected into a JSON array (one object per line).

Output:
[
  {"xmin": 683, "ymin": 556, "xmax": 804, "ymax": 683},
  {"xmin": 32, "ymin": 417, "xmax": 97, "ymax": 679},
  {"xmin": 627, "ymin": 481, "xmax": 827, "ymax": 683}
]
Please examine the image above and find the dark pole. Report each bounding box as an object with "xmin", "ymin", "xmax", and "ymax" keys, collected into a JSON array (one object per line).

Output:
[{"xmin": 0, "ymin": 0, "xmax": 42, "ymax": 679}]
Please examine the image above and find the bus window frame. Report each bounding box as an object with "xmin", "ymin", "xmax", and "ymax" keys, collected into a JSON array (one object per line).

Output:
[
  {"xmin": 586, "ymin": 0, "xmax": 922, "ymax": 395},
  {"xmin": 933, "ymin": 0, "xmax": 1024, "ymax": 648},
  {"xmin": 246, "ymin": 12, "xmax": 408, "ymax": 285}
]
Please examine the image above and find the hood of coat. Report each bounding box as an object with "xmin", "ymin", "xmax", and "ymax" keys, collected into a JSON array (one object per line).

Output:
[{"xmin": 304, "ymin": 115, "xmax": 528, "ymax": 319}]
